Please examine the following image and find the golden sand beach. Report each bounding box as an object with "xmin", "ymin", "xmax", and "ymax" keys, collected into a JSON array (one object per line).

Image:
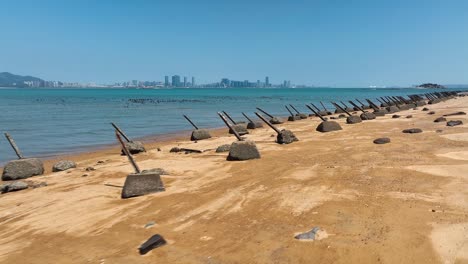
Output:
[{"xmin": 1, "ymin": 96, "xmax": 467, "ymax": 263}]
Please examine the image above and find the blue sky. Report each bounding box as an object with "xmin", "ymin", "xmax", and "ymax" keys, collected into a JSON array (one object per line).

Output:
[{"xmin": 1, "ymin": 0, "xmax": 468, "ymax": 87}]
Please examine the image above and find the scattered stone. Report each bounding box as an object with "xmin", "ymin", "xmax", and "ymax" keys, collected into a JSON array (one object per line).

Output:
[
  {"xmin": 144, "ymin": 221, "xmax": 156, "ymax": 229},
  {"xmin": 170, "ymin": 147, "xmax": 202, "ymax": 153},
  {"xmin": 436, "ymin": 129, "xmax": 443, "ymax": 133},
  {"xmin": 52, "ymin": 160, "xmax": 76, "ymax": 172},
  {"xmin": 434, "ymin": 117, "xmax": 447, "ymax": 123},
  {"xmin": 392, "ymin": 115, "xmax": 401, "ymax": 118},
  {"xmin": 402, "ymin": 128, "xmax": 423, "ymax": 134},
  {"xmin": 294, "ymin": 227, "xmax": 327, "ymax": 241},
  {"xmin": 360, "ymin": 112, "xmax": 376, "ymax": 120},
  {"xmin": 316, "ymin": 121, "xmax": 343, "ymax": 132},
  {"xmin": 170, "ymin": 147, "xmax": 181, "ymax": 153},
  {"xmin": 247, "ymin": 121, "xmax": 263, "ymax": 129},
  {"xmin": 443, "ymin": 112, "xmax": 466, "ymax": 116},
  {"xmin": 447, "ymin": 120, "xmax": 463, "ymax": 127},
  {"xmin": 85, "ymin": 167, "xmax": 95, "ymax": 171},
  {"xmin": 346, "ymin": 115, "xmax": 362, "ymax": 124},
  {"xmin": 373, "ymin": 138, "xmax": 391, "ymax": 144},
  {"xmin": 373, "ymin": 110, "xmax": 386, "ymax": 116},
  {"xmin": 288, "ymin": 115, "xmax": 301, "ymax": 121},
  {"xmin": 97, "ymin": 160, "xmax": 105, "ymax": 164},
  {"xmin": 227, "ymin": 141, "xmax": 261, "ymax": 161},
  {"xmin": 121, "ymin": 171, "xmax": 165, "ymax": 199},
  {"xmin": 338, "ymin": 114, "xmax": 346, "ymax": 119},
  {"xmin": 270, "ymin": 117, "xmax": 284, "ymax": 124},
  {"xmin": 1, "ymin": 181, "xmax": 28, "ymax": 194},
  {"xmin": 215, "ymin": 144, "xmax": 231, "ymax": 153},
  {"xmin": 139, "ymin": 234, "xmax": 167, "ymax": 255},
  {"xmin": 2, "ymin": 158, "xmax": 44, "ymax": 181},
  {"xmin": 157, "ymin": 147, "xmax": 162, "ymax": 151},
  {"xmin": 297, "ymin": 113, "xmax": 308, "ymax": 119},
  {"xmin": 406, "ymin": 115, "xmax": 413, "ymax": 118},
  {"xmin": 386, "ymin": 106, "xmax": 400, "ymax": 113},
  {"xmin": 422, "ymin": 107, "xmax": 430, "ymax": 111},
  {"xmin": 277, "ymin": 130, "xmax": 299, "ymax": 144},
  {"xmin": 190, "ymin": 129, "xmax": 212, "ymax": 141},
  {"xmin": 330, "ymin": 116, "xmax": 337, "ymax": 119},
  {"xmin": 82, "ymin": 174, "xmax": 89, "ymax": 177},
  {"xmin": 428, "ymin": 111, "xmax": 436, "ymax": 115},
  {"xmin": 123, "ymin": 141, "xmax": 146, "ymax": 155}
]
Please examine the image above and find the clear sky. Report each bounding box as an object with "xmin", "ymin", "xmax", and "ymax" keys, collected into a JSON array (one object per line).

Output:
[{"xmin": 1, "ymin": 0, "xmax": 468, "ymax": 87}]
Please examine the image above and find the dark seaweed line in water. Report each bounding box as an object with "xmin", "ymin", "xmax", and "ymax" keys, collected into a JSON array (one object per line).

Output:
[{"xmin": 127, "ymin": 98, "xmax": 207, "ymax": 104}]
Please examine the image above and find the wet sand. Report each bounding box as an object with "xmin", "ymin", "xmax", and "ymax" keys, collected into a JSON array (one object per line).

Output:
[{"xmin": 1, "ymin": 97, "xmax": 468, "ymax": 263}]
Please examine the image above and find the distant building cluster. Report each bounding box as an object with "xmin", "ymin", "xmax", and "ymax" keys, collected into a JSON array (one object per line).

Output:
[
  {"xmin": 23, "ymin": 80, "xmax": 82, "ymax": 88},
  {"xmin": 163, "ymin": 75, "xmax": 196, "ymax": 88},
  {"xmin": 16, "ymin": 73, "xmax": 296, "ymax": 89},
  {"xmin": 200, "ymin": 76, "xmax": 293, "ymax": 88}
]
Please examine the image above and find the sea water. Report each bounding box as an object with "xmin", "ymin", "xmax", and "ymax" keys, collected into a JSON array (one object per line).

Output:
[{"xmin": 0, "ymin": 87, "xmax": 461, "ymax": 163}]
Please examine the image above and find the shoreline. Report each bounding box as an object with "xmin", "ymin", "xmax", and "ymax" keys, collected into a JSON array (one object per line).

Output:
[
  {"xmin": 1, "ymin": 95, "xmax": 467, "ymax": 263},
  {"xmin": 0, "ymin": 125, "xmax": 228, "ymax": 173}
]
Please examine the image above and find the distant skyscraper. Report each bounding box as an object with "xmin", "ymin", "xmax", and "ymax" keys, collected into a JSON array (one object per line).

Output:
[
  {"xmin": 265, "ymin": 76, "xmax": 269, "ymax": 87},
  {"xmin": 283, "ymin": 80, "xmax": 287, "ymax": 87},
  {"xmin": 221, "ymin": 78, "xmax": 230, "ymax": 87},
  {"xmin": 172, "ymin": 75, "xmax": 181, "ymax": 87},
  {"xmin": 257, "ymin": 80, "xmax": 260, "ymax": 87},
  {"xmin": 164, "ymin": 76, "xmax": 169, "ymax": 87},
  {"xmin": 184, "ymin": 76, "xmax": 187, "ymax": 87},
  {"xmin": 192, "ymin": 77, "xmax": 195, "ymax": 87},
  {"xmin": 132, "ymin": 80, "xmax": 138, "ymax": 86}
]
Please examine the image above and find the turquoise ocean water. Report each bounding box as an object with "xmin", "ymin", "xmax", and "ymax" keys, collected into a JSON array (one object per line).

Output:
[{"xmin": 0, "ymin": 87, "xmax": 463, "ymax": 163}]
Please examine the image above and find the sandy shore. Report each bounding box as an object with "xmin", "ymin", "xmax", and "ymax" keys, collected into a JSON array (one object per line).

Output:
[{"xmin": 1, "ymin": 97, "xmax": 467, "ymax": 263}]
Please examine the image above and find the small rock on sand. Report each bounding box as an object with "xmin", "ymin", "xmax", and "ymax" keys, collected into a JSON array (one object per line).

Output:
[
  {"xmin": 215, "ymin": 144, "xmax": 231, "ymax": 153},
  {"xmin": 428, "ymin": 111, "xmax": 436, "ymax": 115},
  {"xmin": 85, "ymin": 167, "xmax": 95, "ymax": 171},
  {"xmin": 52, "ymin": 160, "xmax": 76, "ymax": 172},
  {"xmin": 277, "ymin": 129, "xmax": 299, "ymax": 144},
  {"xmin": 402, "ymin": 128, "xmax": 423, "ymax": 134},
  {"xmin": 373, "ymin": 138, "xmax": 391, "ymax": 144},
  {"xmin": 392, "ymin": 115, "xmax": 401, "ymax": 118},
  {"xmin": 144, "ymin": 221, "xmax": 156, "ymax": 229},
  {"xmin": 447, "ymin": 120, "xmax": 463, "ymax": 127},
  {"xmin": 2, "ymin": 158, "xmax": 44, "ymax": 181},
  {"xmin": 434, "ymin": 117, "xmax": 447, "ymax": 123},
  {"xmin": 1, "ymin": 181, "xmax": 29, "ymax": 194},
  {"xmin": 406, "ymin": 115, "xmax": 413, "ymax": 118},
  {"xmin": 422, "ymin": 107, "xmax": 430, "ymax": 111},
  {"xmin": 139, "ymin": 234, "xmax": 167, "ymax": 255},
  {"xmin": 443, "ymin": 111, "xmax": 466, "ymax": 116},
  {"xmin": 123, "ymin": 141, "xmax": 146, "ymax": 154},
  {"xmin": 295, "ymin": 227, "xmax": 328, "ymax": 241}
]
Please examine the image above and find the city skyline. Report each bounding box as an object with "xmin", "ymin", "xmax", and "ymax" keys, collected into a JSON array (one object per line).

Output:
[{"xmin": 1, "ymin": 71, "xmax": 301, "ymax": 88}]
